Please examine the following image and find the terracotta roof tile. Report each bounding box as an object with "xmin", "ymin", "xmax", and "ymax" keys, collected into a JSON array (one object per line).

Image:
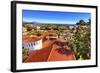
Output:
[
  {"xmin": 24, "ymin": 46, "xmax": 53, "ymax": 62},
  {"xmin": 23, "ymin": 35, "xmax": 40, "ymax": 43},
  {"xmin": 24, "ymin": 39, "xmax": 76, "ymax": 62},
  {"xmin": 23, "ymin": 31, "xmax": 76, "ymax": 62}
]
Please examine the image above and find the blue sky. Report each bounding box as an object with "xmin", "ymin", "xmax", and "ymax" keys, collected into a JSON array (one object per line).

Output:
[{"xmin": 22, "ymin": 10, "xmax": 91, "ymax": 24}]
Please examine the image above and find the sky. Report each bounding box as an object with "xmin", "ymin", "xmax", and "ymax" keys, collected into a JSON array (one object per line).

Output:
[{"xmin": 22, "ymin": 10, "xmax": 91, "ymax": 24}]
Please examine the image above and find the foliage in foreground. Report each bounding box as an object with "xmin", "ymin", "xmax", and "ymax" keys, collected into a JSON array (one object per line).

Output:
[{"xmin": 69, "ymin": 20, "xmax": 91, "ymax": 60}]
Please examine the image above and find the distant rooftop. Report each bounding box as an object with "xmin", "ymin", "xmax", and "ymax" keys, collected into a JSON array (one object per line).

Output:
[{"xmin": 23, "ymin": 35, "xmax": 41, "ymax": 43}]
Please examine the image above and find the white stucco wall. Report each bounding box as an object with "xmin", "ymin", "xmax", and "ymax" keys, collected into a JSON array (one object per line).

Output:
[{"xmin": 23, "ymin": 39, "xmax": 42, "ymax": 53}]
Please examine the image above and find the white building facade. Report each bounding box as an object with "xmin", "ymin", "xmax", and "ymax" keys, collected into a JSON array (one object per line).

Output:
[{"xmin": 22, "ymin": 39, "xmax": 42, "ymax": 54}]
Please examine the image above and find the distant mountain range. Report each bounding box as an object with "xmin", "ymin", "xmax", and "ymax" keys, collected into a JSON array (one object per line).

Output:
[{"xmin": 23, "ymin": 21, "xmax": 75, "ymax": 26}]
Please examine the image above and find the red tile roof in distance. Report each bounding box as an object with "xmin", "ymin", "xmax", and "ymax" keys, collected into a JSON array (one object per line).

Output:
[{"xmin": 23, "ymin": 35, "xmax": 40, "ymax": 43}]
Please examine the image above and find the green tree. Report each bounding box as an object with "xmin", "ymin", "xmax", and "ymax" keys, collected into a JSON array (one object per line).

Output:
[
  {"xmin": 87, "ymin": 19, "xmax": 91, "ymax": 25},
  {"xmin": 36, "ymin": 31, "xmax": 42, "ymax": 36},
  {"xmin": 69, "ymin": 20, "xmax": 91, "ymax": 60},
  {"xmin": 26, "ymin": 26, "xmax": 32, "ymax": 31},
  {"xmin": 76, "ymin": 20, "xmax": 86, "ymax": 25}
]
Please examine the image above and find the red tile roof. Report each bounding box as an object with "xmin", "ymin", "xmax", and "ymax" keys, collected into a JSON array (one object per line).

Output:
[
  {"xmin": 47, "ymin": 44, "xmax": 76, "ymax": 61},
  {"xmin": 24, "ymin": 39, "xmax": 76, "ymax": 62},
  {"xmin": 24, "ymin": 45, "xmax": 53, "ymax": 62},
  {"xmin": 23, "ymin": 35, "xmax": 40, "ymax": 43},
  {"xmin": 42, "ymin": 31, "xmax": 57, "ymax": 37}
]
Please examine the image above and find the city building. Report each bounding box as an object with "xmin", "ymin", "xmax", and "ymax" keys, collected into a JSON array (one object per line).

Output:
[{"xmin": 22, "ymin": 35, "xmax": 42, "ymax": 54}]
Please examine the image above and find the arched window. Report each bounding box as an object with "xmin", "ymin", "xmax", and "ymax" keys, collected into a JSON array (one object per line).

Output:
[
  {"xmin": 26, "ymin": 43, "xmax": 28, "ymax": 48},
  {"xmin": 32, "ymin": 42, "xmax": 34, "ymax": 46},
  {"xmin": 28, "ymin": 43, "xmax": 30, "ymax": 47},
  {"xmin": 34, "ymin": 42, "xmax": 35, "ymax": 45},
  {"xmin": 31, "ymin": 42, "xmax": 33, "ymax": 47}
]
